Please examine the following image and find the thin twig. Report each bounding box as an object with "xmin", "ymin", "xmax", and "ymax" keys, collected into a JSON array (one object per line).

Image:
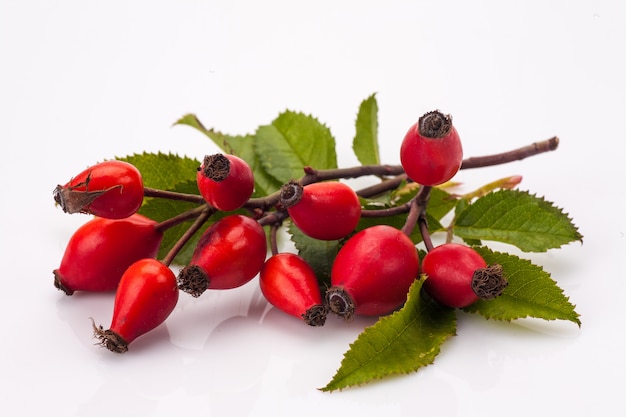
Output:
[
  {"xmin": 155, "ymin": 204, "xmax": 213, "ymax": 233},
  {"xmin": 144, "ymin": 187, "xmax": 205, "ymax": 204},
  {"xmin": 161, "ymin": 206, "xmax": 213, "ymax": 266},
  {"xmin": 461, "ymin": 137, "xmax": 559, "ymax": 169}
]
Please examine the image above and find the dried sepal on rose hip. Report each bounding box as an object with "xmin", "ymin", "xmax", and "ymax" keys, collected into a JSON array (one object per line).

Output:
[
  {"xmin": 259, "ymin": 253, "xmax": 327, "ymax": 326},
  {"xmin": 196, "ymin": 153, "xmax": 254, "ymax": 211},
  {"xmin": 177, "ymin": 214, "xmax": 267, "ymax": 297},
  {"xmin": 53, "ymin": 160, "xmax": 144, "ymax": 219},
  {"xmin": 325, "ymin": 225, "xmax": 420, "ymax": 320},
  {"xmin": 92, "ymin": 258, "xmax": 179, "ymax": 353},
  {"xmin": 280, "ymin": 180, "xmax": 361, "ymax": 241},
  {"xmin": 421, "ymin": 243, "xmax": 508, "ymax": 308},
  {"xmin": 53, "ymin": 213, "xmax": 163, "ymax": 295},
  {"xmin": 400, "ymin": 110, "xmax": 463, "ymax": 186}
]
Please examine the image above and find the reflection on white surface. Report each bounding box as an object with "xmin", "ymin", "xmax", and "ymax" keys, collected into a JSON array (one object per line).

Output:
[{"xmin": 51, "ymin": 269, "xmax": 586, "ymax": 416}]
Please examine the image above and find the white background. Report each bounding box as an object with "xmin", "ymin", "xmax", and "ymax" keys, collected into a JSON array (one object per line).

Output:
[{"xmin": 1, "ymin": 1, "xmax": 625, "ymax": 416}]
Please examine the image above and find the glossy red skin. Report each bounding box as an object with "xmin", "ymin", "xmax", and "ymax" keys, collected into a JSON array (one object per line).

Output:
[
  {"xmin": 109, "ymin": 259, "xmax": 179, "ymax": 344},
  {"xmin": 197, "ymin": 154, "xmax": 254, "ymax": 211},
  {"xmin": 422, "ymin": 243, "xmax": 487, "ymax": 308},
  {"xmin": 190, "ymin": 214, "xmax": 267, "ymax": 289},
  {"xmin": 330, "ymin": 225, "xmax": 419, "ymax": 316},
  {"xmin": 260, "ymin": 253, "xmax": 322, "ymax": 319},
  {"xmin": 287, "ymin": 182, "xmax": 361, "ymax": 240},
  {"xmin": 54, "ymin": 214, "xmax": 163, "ymax": 294},
  {"xmin": 61, "ymin": 160, "xmax": 144, "ymax": 219},
  {"xmin": 400, "ymin": 122, "xmax": 463, "ymax": 186}
]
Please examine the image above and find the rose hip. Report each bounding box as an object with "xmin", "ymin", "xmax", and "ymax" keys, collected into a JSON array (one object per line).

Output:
[
  {"xmin": 196, "ymin": 153, "xmax": 254, "ymax": 211},
  {"xmin": 53, "ymin": 214, "xmax": 163, "ymax": 295},
  {"xmin": 177, "ymin": 214, "xmax": 267, "ymax": 297},
  {"xmin": 54, "ymin": 160, "xmax": 144, "ymax": 219},
  {"xmin": 93, "ymin": 258, "xmax": 179, "ymax": 353},
  {"xmin": 260, "ymin": 253, "xmax": 327, "ymax": 326},
  {"xmin": 325, "ymin": 225, "xmax": 420, "ymax": 320}
]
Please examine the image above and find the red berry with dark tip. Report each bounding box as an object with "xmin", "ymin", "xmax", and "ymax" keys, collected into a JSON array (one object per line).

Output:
[
  {"xmin": 93, "ymin": 258, "xmax": 179, "ymax": 353},
  {"xmin": 325, "ymin": 225, "xmax": 419, "ymax": 319},
  {"xmin": 54, "ymin": 160, "xmax": 144, "ymax": 219},
  {"xmin": 400, "ymin": 110, "xmax": 463, "ymax": 186},
  {"xmin": 422, "ymin": 243, "xmax": 507, "ymax": 308},
  {"xmin": 196, "ymin": 153, "xmax": 254, "ymax": 211},
  {"xmin": 281, "ymin": 181, "xmax": 361, "ymax": 241},
  {"xmin": 260, "ymin": 253, "xmax": 327, "ymax": 326},
  {"xmin": 177, "ymin": 214, "xmax": 267, "ymax": 297},
  {"xmin": 53, "ymin": 214, "xmax": 163, "ymax": 295}
]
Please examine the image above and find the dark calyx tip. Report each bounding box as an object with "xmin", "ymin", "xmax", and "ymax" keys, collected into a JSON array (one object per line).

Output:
[
  {"xmin": 302, "ymin": 304, "xmax": 328, "ymax": 327},
  {"xmin": 53, "ymin": 269, "xmax": 74, "ymax": 296},
  {"xmin": 202, "ymin": 154, "xmax": 231, "ymax": 182},
  {"xmin": 325, "ymin": 287, "xmax": 355, "ymax": 322},
  {"xmin": 279, "ymin": 180, "xmax": 304, "ymax": 208},
  {"xmin": 471, "ymin": 264, "xmax": 508, "ymax": 300},
  {"xmin": 91, "ymin": 319, "xmax": 128, "ymax": 354},
  {"xmin": 418, "ymin": 110, "xmax": 452, "ymax": 138},
  {"xmin": 177, "ymin": 265, "xmax": 210, "ymax": 297}
]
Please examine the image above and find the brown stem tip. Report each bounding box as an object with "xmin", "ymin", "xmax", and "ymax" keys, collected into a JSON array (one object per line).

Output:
[
  {"xmin": 201, "ymin": 154, "xmax": 231, "ymax": 182},
  {"xmin": 325, "ymin": 287, "xmax": 356, "ymax": 322},
  {"xmin": 471, "ymin": 264, "xmax": 508, "ymax": 300},
  {"xmin": 419, "ymin": 110, "xmax": 452, "ymax": 138},
  {"xmin": 91, "ymin": 318, "xmax": 128, "ymax": 353},
  {"xmin": 177, "ymin": 265, "xmax": 210, "ymax": 298},
  {"xmin": 52, "ymin": 269, "xmax": 73, "ymax": 296},
  {"xmin": 302, "ymin": 305, "xmax": 328, "ymax": 327},
  {"xmin": 279, "ymin": 180, "xmax": 304, "ymax": 208}
]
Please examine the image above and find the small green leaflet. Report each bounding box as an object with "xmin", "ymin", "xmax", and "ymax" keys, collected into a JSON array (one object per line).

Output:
[
  {"xmin": 119, "ymin": 152, "xmax": 200, "ymax": 191},
  {"xmin": 453, "ymin": 189, "xmax": 583, "ymax": 252},
  {"xmin": 465, "ymin": 246, "xmax": 581, "ymax": 325},
  {"xmin": 353, "ymin": 93, "xmax": 380, "ymax": 165},
  {"xmin": 320, "ymin": 278, "xmax": 457, "ymax": 392},
  {"xmin": 254, "ymin": 111, "xmax": 338, "ymax": 184}
]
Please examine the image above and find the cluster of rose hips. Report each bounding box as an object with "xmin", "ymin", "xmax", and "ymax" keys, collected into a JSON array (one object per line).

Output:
[{"xmin": 53, "ymin": 110, "xmax": 509, "ymax": 353}]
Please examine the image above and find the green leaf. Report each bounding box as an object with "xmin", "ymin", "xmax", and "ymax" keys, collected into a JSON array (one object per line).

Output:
[
  {"xmin": 118, "ymin": 152, "xmax": 200, "ymax": 191},
  {"xmin": 287, "ymin": 222, "xmax": 339, "ymax": 288},
  {"xmin": 353, "ymin": 93, "xmax": 380, "ymax": 165},
  {"xmin": 453, "ymin": 189, "xmax": 583, "ymax": 252},
  {"xmin": 320, "ymin": 278, "xmax": 457, "ymax": 392},
  {"xmin": 465, "ymin": 246, "xmax": 581, "ymax": 325},
  {"xmin": 254, "ymin": 111, "xmax": 337, "ymax": 184},
  {"xmin": 174, "ymin": 114, "xmax": 282, "ymax": 195}
]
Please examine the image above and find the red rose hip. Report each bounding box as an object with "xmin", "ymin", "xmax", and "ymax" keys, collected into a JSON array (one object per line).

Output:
[
  {"xmin": 177, "ymin": 214, "xmax": 267, "ymax": 297},
  {"xmin": 422, "ymin": 243, "xmax": 507, "ymax": 308},
  {"xmin": 54, "ymin": 160, "xmax": 144, "ymax": 219},
  {"xmin": 93, "ymin": 258, "xmax": 179, "ymax": 353},
  {"xmin": 53, "ymin": 214, "xmax": 163, "ymax": 295},
  {"xmin": 196, "ymin": 153, "xmax": 254, "ymax": 211},
  {"xmin": 326, "ymin": 225, "xmax": 419, "ymax": 319},
  {"xmin": 400, "ymin": 110, "xmax": 463, "ymax": 186},
  {"xmin": 281, "ymin": 181, "xmax": 361, "ymax": 241},
  {"xmin": 260, "ymin": 253, "xmax": 327, "ymax": 326}
]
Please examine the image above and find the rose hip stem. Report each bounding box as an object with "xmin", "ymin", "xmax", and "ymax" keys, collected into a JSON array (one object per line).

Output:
[
  {"xmin": 143, "ymin": 187, "xmax": 206, "ymax": 204},
  {"xmin": 460, "ymin": 136, "xmax": 559, "ymax": 169},
  {"xmin": 400, "ymin": 185, "xmax": 432, "ymax": 245},
  {"xmin": 160, "ymin": 205, "xmax": 214, "ymax": 267}
]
